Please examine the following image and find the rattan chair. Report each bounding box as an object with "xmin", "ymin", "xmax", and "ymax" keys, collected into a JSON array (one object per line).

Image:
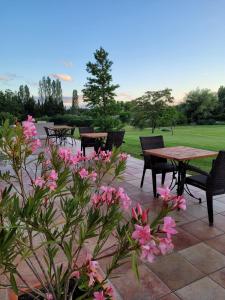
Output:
[
  {"xmin": 101, "ymin": 131, "xmax": 125, "ymax": 151},
  {"xmin": 139, "ymin": 136, "xmax": 177, "ymax": 197},
  {"xmin": 79, "ymin": 127, "xmax": 96, "ymax": 155},
  {"xmin": 185, "ymin": 150, "xmax": 225, "ymax": 226}
]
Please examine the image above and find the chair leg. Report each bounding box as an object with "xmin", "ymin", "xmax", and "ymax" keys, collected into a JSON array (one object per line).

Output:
[
  {"xmin": 83, "ymin": 146, "xmax": 86, "ymax": 156},
  {"xmin": 206, "ymin": 192, "xmax": 213, "ymax": 226},
  {"xmin": 161, "ymin": 172, "xmax": 166, "ymax": 185},
  {"xmin": 140, "ymin": 168, "xmax": 146, "ymax": 188},
  {"xmin": 152, "ymin": 171, "xmax": 157, "ymax": 198}
]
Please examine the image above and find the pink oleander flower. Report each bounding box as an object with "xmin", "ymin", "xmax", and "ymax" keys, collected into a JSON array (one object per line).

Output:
[
  {"xmin": 49, "ymin": 170, "xmax": 58, "ymax": 181},
  {"xmin": 100, "ymin": 186, "xmax": 116, "ymax": 204},
  {"xmin": 86, "ymin": 255, "xmax": 99, "ymax": 287},
  {"xmin": 71, "ymin": 270, "xmax": 80, "ymax": 279},
  {"xmin": 132, "ymin": 224, "xmax": 151, "ymax": 245},
  {"xmin": 119, "ymin": 152, "xmax": 129, "ymax": 161},
  {"xmin": 141, "ymin": 240, "xmax": 160, "ymax": 263},
  {"xmin": 157, "ymin": 187, "xmax": 171, "ymax": 200},
  {"xmin": 99, "ymin": 150, "xmax": 112, "ymax": 162},
  {"xmin": 132, "ymin": 207, "xmax": 138, "ymax": 221},
  {"xmin": 43, "ymin": 159, "xmax": 51, "ymax": 167},
  {"xmin": 58, "ymin": 147, "xmax": 72, "ymax": 162},
  {"xmin": 158, "ymin": 237, "xmax": 174, "ymax": 255},
  {"xmin": 162, "ymin": 216, "xmax": 177, "ymax": 237},
  {"xmin": 105, "ymin": 286, "xmax": 114, "ymax": 297},
  {"xmin": 47, "ymin": 181, "xmax": 57, "ymax": 191},
  {"xmin": 34, "ymin": 177, "xmax": 45, "ymax": 188},
  {"xmin": 93, "ymin": 291, "xmax": 105, "ymax": 300},
  {"xmin": 131, "ymin": 203, "xmax": 149, "ymax": 224},
  {"xmin": 92, "ymin": 193, "xmax": 102, "ymax": 206},
  {"xmin": 116, "ymin": 187, "xmax": 131, "ymax": 210},
  {"xmin": 27, "ymin": 115, "xmax": 35, "ymax": 122},
  {"xmin": 175, "ymin": 195, "xmax": 186, "ymax": 210},
  {"xmin": 45, "ymin": 293, "xmax": 53, "ymax": 300},
  {"xmin": 31, "ymin": 139, "xmax": 41, "ymax": 152},
  {"xmin": 89, "ymin": 171, "xmax": 97, "ymax": 181},
  {"xmin": 79, "ymin": 168, "xmax": 89, "ymax": 179}
]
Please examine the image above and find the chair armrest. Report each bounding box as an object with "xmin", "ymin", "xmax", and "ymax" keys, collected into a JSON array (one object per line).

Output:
[{"xmin": 185, "ymin": 164, "xmax": 209, "ymax": 176}]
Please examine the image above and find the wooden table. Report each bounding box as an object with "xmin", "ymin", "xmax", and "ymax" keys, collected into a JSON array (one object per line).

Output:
[
  {"xmin": 145, "ymin": 146, "xmax": 218, "ymax": 195},
  {"xmin": 80, "ymin": 132, "xmax": 107, "ymax": 139}
]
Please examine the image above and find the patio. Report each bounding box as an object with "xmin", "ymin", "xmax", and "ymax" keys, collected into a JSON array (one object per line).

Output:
[{"xmin": 1, "ymin": 139, "xmax": 225, "ymax": 300}]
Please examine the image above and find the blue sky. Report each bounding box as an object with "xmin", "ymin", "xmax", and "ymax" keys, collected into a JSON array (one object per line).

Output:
[{"xmin": 1, "ymin": 0, "xmax": 225, "ymax": 104}]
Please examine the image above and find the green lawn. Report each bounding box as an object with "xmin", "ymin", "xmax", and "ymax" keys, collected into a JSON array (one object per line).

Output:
[{"xmin": 122, "ymin": 125, "xmax": 225, "ymax": 171}]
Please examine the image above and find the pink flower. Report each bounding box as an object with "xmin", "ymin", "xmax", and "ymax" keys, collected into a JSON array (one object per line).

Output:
[
  {"xmin": 34, "ymin": 177, "xmax": 45, "ymax": 188},
  {"xmin": 132, "ymin": 224, "xmax": 151, "ymax": 245},
  {"xmin": 58, "ymin": 147, "xmax": 72, "ymax": 162},
  {"xmin": 71, "ymin": 270, "xmax": 80, "ymax": 279},
  {"xmin": 158, "ymin": 237, "xmax": 174, "ymax": 255},
  {"xmin": 99, "ymin": 150, "xmax": 112, "ymax": 162},
  {"xmin": 27, "ymin": 115, "xmax": 35, "ymax": 122},
  {"xmin": 131, "ymin": 204, "xmax": 149, "ymax": 224},
  {"xmin": 31, "ymin": 139, "xmax": 41, "ymax": 152},
  {"xmin": 89, "ymin": 171, "xmax": 97, "ymax": 182},
  {"xmin": 141, "ymin": 241, "xmax": 160, "ymax": 263},
  {"xmin": 45, "ymin": 293, "xmax": 53, "ymax": 300},
  {"xmin": 92, "ymin": 194, "xmax": 102, "ymax": 206},
  {"xmin": 49, "ymin": 170, "xmax": 58, "ymax": 181},
  {"xmin": 79, "ymin": 168, "xmax": 89, "ymax": 179},
  {"xmin": 162, "ymin": 216, "xmax": 177, "ymax": 237},
  {"xmin": 137, "ymin": 203, "xmax": 142, "ymax": 215},
  {"xmin": 119, "ymin": 153, "xmax": 129, "ymax": 161},
  {"xmin": 93, "ymin": 291, "xmax": 105, "ymax": 300},
  {"xmin": 132, "ymin": 207, "xmax": 138, "ymax": 221},
  {"xmin": 176, "ymin": 196, "xmax": 186, "ymax": 210},
  {"xmin": 47, "ymin": 181, "xmax": 57, "ymax": 191},
  {"xmin": 116, "ymin": 187, "xmax": 131, "ymax": 210},
  {"xmin": 157, "ymin": 187, "xmax": 171, "ymax": 200},
  {"xmin": 105, "ymin": 286, "xmax": 114, "ymax": 297}
]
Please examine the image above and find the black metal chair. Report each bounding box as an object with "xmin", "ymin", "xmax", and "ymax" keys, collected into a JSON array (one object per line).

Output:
[
  {"xmin": 185, "ymin": 150, "xmax": 225, "ymax": 226},
  {"xmin": 44, "ymin": 127, "xmax": 57, "ymax": 145},
  {"xmin": 139, "ymin": 136, "xmax": 177, "ymax": 197},
  {"xmin": 79, "ymin": 127, "xmax": 96, "ymax": 155},
  {"xmin": 101, "ymin": 131, "xmax": 125, "ymax": 151}
]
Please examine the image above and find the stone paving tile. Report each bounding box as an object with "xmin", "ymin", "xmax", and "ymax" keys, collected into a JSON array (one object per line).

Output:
[
  {"xmin": 202, "ymin": 214, "xmax": 225, "ymax": 232},
  {"xmin": 205, "ymin": 234, "xmax": 225, "ymax": 255},
  {"xmin": 201, "ymin": 200, "xmax": 225, "ymax": 213},
  {"xmin": 181, "ymin": 220, "xmax": 224, "ymax": 240},
  {"xmin": 184, "ymin": 203, "xmax": 209, "ymax": 219},
  {"xmin": 147, "ymin": 253, "xmax": 204, "ymax": 291},
  {"xmin": 209, "ymin": 267, "xmax": 225, "ymax": 289},
  {"xmin": 175, "ymin": 276, "xmax": 225, "ymax": 300},
  {"xmin": 111, "ymin": 264, "xmax": 171, "ymax": 300},
  {"xmin": 172, "ymin": 227, "xmax": 200, "ymax": 251},
  {"xmin": 170, "ymin": 210, "xmax": 197, "ymax": 227},
  {"xmin": 160, "ymin": 293, "xmax": 181, "ymax": 300},
  {"xmin": 179, "ymin": 242, "xmax": 225, "ymax": 274}
]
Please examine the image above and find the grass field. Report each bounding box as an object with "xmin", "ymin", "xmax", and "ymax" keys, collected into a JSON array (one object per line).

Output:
[{"xmin": 122, "ymin": 125, "xmax": 225, "ymax": 171}]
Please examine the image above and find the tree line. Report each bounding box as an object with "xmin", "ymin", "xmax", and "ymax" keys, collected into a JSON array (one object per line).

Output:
[{"xmin": 1, "ymin": 47, "xmax": 225, "ymax": 131}]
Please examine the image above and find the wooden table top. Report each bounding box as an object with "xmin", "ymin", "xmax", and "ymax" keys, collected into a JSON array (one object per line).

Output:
[
  {"xmin": 49, "ymin": 125, "xmax": 72, "ymax": 130},
  {"xmin": 80, "ymin": 132, "xmax": 108, "ymax": 139},
  {"xmin": 145, "ymin": 146, "xmax": 218, "ymax": 161}
]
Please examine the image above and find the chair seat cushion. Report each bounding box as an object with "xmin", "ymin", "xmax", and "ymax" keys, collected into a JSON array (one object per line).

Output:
[
  {"xmin": 153, "ymin": 162, "xmax": 177, "ymax": 173},
  {"xmin": 185, "ymin": 174, "xmax": 207, "ymax": 190}
]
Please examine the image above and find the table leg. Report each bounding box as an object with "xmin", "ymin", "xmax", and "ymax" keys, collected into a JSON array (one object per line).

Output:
[{"xmin": 177, "ymin": 161, "xmax": 187, "ymax": 196}]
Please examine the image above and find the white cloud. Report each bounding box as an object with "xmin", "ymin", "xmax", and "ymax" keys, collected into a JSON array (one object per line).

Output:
[
  {"xmin": 0, "ymin": 73, "xmax": 19, "ymax": 82},
  {"xmin": 62, "ymin": 60, "xmax": 73, "ymax": 68},
  {"xmin": 50, "ymin": 73, "xmax": 73, "ymax": 81}
]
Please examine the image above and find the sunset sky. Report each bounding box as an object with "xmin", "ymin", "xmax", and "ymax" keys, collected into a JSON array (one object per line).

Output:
[{"xmin": 1, "ymin": 0, "xmax": 225, "ymax": 105}]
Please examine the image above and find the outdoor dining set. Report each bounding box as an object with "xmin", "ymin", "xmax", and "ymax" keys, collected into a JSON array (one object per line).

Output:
[{"xmin": 41, "ymin": 124, "xmax": 225, "ymax": 227}]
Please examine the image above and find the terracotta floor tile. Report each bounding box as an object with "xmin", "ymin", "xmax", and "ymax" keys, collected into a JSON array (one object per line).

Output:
[
  {"xmin": 202, "ymin": 214, "xmax": 225, "ymax": 232},
  {"xmin": 179, "ymin": 242, "xmax": 225, "ymax": 274},
  {"xmin": 175, "ymin": 276, "xmax": 225, "ymax": 300},
  {"xmin": 210, "ymin": 268, "xmax": 225, "ymax": 289},
  {"xmin": 185, "ymin": 203, "xmax": 208, "ymax": 219},
  {"xmin": 111, "ymin": 263, "xmax": 171, "ymax": 300},
  {"xmin": 172, "ymin": 228, "xmax": 200, "ymax": 251},
  {"xmin": 171, "ymin": 210, "xmax": 197, "ymax": 227},
  {"xmin": 205, "ymin": 234, "xmax": 225, "ymax": 255},
  {"xmin": 147, "ymin": 253, "xmax": 203, "ymax": 290},
  {"xmin": 181, "ymin": 220, "xmax": 223, "ymax": 240}
]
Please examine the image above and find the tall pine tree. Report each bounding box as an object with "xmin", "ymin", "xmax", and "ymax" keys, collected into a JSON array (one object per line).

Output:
[{"xmin": 82, "ymin": 47, "xmax": 119, "ymax": 130}]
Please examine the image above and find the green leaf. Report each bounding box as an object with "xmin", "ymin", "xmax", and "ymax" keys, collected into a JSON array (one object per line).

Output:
[
  {"xmin": 132, "ymin": 252, "xmax": 140, "ymax": 281},
  {"xmin": 10, "ymin": 272, "xmax": 18, "ymax": 295}
]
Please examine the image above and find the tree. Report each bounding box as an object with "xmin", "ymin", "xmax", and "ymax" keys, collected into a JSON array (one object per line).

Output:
[
  {"xmin": 82, "ymin": 47, "xmax": 120, "ymax": 130},
  {"xmin": 182, "ymin": 88, "xmax": 218, "ymax": 123},
  {"xmin": 71, "ymin": 89, "xmax": 79, "ymax": 112},
  {"xmin": 38, "ymin": 76, "xmax": 65, "ymax": 116},
  {"xmin": 133, "ymin": 89, "xmax": 174, "ymax": 132}
]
